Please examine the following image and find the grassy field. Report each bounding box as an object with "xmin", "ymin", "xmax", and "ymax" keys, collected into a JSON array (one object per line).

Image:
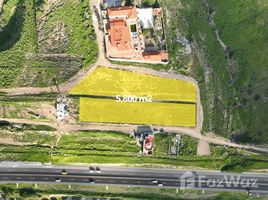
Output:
[
  {"xmin": 69, "ymin": 66, "xmax": 196, "ymax": 102},
  {"xmin": 0, "ymin": 184, "xmax": 264, "ymax": 200},
  {"xmin": 0, "ymin": 127, "xmax": 267, "ymax": 172},
  {"xmin": 0, "ymin": 100, "xmax": 49, "ymax": 120},
  {"xmin": 0, "ymin": 130, "xmax": 56, "ymax": 146},
  {"xmin": 0, "ymin": 0, "xmax": 97, "ymax": 88},
  {"xmin": 53, "ymin": 131, "xmax": 140, "ymax": 163},
  {"xmin": 206, "ymin": 0, "xmax": 268, "ymax": 144},
  {"xmin": 79, "ymin": 97, "xmax": 196, "ymax": 127},
  {"xmin": 0, "ymin": 124, "xmax": 56, "ymax": 162}
]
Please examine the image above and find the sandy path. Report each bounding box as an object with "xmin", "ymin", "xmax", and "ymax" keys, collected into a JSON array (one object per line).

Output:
[{"xmin": 197, "ymin": 140, "xmax": 211, "ymax": 156}]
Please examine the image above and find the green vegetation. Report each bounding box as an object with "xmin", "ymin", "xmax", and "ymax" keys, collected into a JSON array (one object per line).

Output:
[
  {"xmin": 130, "ymin": 24, "xmax": 137, "ymax": 32},
  {"xmin": 154, "ymin": 134, "xmax": 198, "ymax": 156},
  {"xmin": 126, "ymin": 0, "xmax": 268, "ymax": 144},
  {"xmin": 0, "ymin": 184, "xmax": 264, "ymax": 200},
  {"xmin": 53, "ymin": 131, "xmax": 140, "ymax": 163},
  {"xmin": 206, "ymin": 0, "xmax": 268, "ymax": 144},
  {"xmin": 0, "ymin": 0, "xmax": 36, "ymax": 88},
  {"xmin": 0, "ymin": 100, "xmax": 49, "ymax": 120},
  {"xmin": 154, "ymin": 133, "xmax": 268, "ymax": 172},
  {"xmin": 0, "ymin": 130, "xmax": 267, "ymax": 172},
  {"xmin": 0, "ymin": 124, "xmax": 56, "ymax": 162},
  {"xmin": 138, "ymin": 0, "xmax": 268, "ymax": 144},
  {"xmin": 38, "ymin": 0, "xmax": 98, "ymax": 65},
  {"xmin": 0, "ymin": 127, "xmax": 56, "ymax": 145},
  {"xmin": 0, "ymin": 0, "xmax": 97, "ymax": 88}
]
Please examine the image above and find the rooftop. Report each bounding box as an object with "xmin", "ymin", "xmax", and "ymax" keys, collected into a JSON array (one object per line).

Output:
[
  {"xmin": 136, "ymin": 126, "xmax": 153, "ymax": 135},
  {"xmin": 104, "ymin": 6, "xmax": 168, "ymax": 64},
  {"xmin": 107, "ymin": 6, "xmax": 137, "ymax": 19},
  {"xmin": 109, "ymin": 18, "xmax": 131, "ymax": 51}
]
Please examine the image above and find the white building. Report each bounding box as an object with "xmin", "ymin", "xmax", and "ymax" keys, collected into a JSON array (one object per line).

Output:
[{"xmin": 137, "ymin": 8, "xmax": 154, "ymax": 29}]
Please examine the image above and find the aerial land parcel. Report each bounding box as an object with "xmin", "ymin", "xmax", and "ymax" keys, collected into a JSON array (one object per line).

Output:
[
  {"xmin": 69, "ymin": 67, "xmax": 196, "ymax": 102},
  {"xmin": 79, "ymin": 98, "xmax": 196, "ymax": 127},
  {"xmin": 69, "ymin": 67, "xmax": 197, "ymax": 127}
]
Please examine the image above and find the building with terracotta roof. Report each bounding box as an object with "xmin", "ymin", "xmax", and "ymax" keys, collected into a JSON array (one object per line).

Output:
[{"xmin": 103, "ymin": 6, "xmax": 168, "ymax": 64}]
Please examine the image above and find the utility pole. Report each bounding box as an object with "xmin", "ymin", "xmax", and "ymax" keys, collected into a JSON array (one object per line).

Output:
[{"xmin": 53, "ymin": 78, "xmax": 61, "ymax": 94}]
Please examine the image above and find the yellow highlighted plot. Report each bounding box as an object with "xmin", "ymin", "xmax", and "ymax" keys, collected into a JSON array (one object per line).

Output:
[
  {"xmin": 70, "ymin": 67, "xmax": 196, "ymax": 102},
  {"xmin": 80, "ymin": 98, "xmax": 196, "ymax": 127}
]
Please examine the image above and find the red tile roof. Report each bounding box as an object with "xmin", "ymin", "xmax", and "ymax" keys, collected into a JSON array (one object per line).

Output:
[
  {"xmin": 144, "ymin": 135, "xmax": 154, "ymax": 151},
  {"xmin": 107, "ymin": 6, "xmax": 137, "ymax": 19},
  {"xmin": 109, "ymin": 18, "xmax": 131, "ymax": 51},
  {"xmin": 143, "ymin": 51, "xmax": 169, "ymax": 61}
]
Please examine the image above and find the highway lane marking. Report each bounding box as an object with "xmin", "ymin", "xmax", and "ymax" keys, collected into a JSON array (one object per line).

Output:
[
  {"xmin": 0, "ymin": 173, "xmax": 176, "ymax": 181},
  {"xmin": 0, "ymin": 174, "xmax": 268, "ymax": 186},
  {"xmin": 0, "ymin": 172, "xmax": 176, "ymax": 180},
  {"xmin": 142, "ymin": 174, "xmax": 150, "ymax": 176}
]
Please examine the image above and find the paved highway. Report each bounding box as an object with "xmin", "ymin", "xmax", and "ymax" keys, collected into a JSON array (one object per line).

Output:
[{"xmin": 0, "ymin": 165, "xmax": 267, "ymax": 194}]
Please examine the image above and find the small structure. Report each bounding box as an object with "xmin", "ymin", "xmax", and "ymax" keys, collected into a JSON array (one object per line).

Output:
[
  {"xmin": 169, "ymin": 134, "xmax": 181, "ymax": 156},
  {"xmin": 144, "ymin": 135, "xmax": 154, "ymax": 155},
  {"xmin": 56, "ymin": 97, "xmax": 68, "ymax": 121},
  {"xmin": 137, "ymin": 8, "xmax": 154, "ymax": 29},
  {"xmin": 133, "ymin": 126, "xmax": 155, "ymax": 155}
]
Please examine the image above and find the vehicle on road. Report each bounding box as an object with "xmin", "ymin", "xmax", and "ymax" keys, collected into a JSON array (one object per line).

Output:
[
  {"xmin": 55, "ymin": 177, "xmax": 61, "ymax": 183},
  {"xmin": 151, "ymin": 179, "xmax": 158, "ymax": 184},
  {"xmin": 158, "ymin": 182, "xmax": 163, "ymax": 187},
  {"xmin": 89, "ymin": 178, "xmax": 95, "ymax": 184},
  {"xmin": 61, "ymin": 169, "xmax": 67, "ymax": 175},
  {"xmin": 95, "ymin": 167, "xmax": 101, "ymax": 173},
  {"xmin": 89, "ymin": 166, "xmax": 95, "ymax": 173}
]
